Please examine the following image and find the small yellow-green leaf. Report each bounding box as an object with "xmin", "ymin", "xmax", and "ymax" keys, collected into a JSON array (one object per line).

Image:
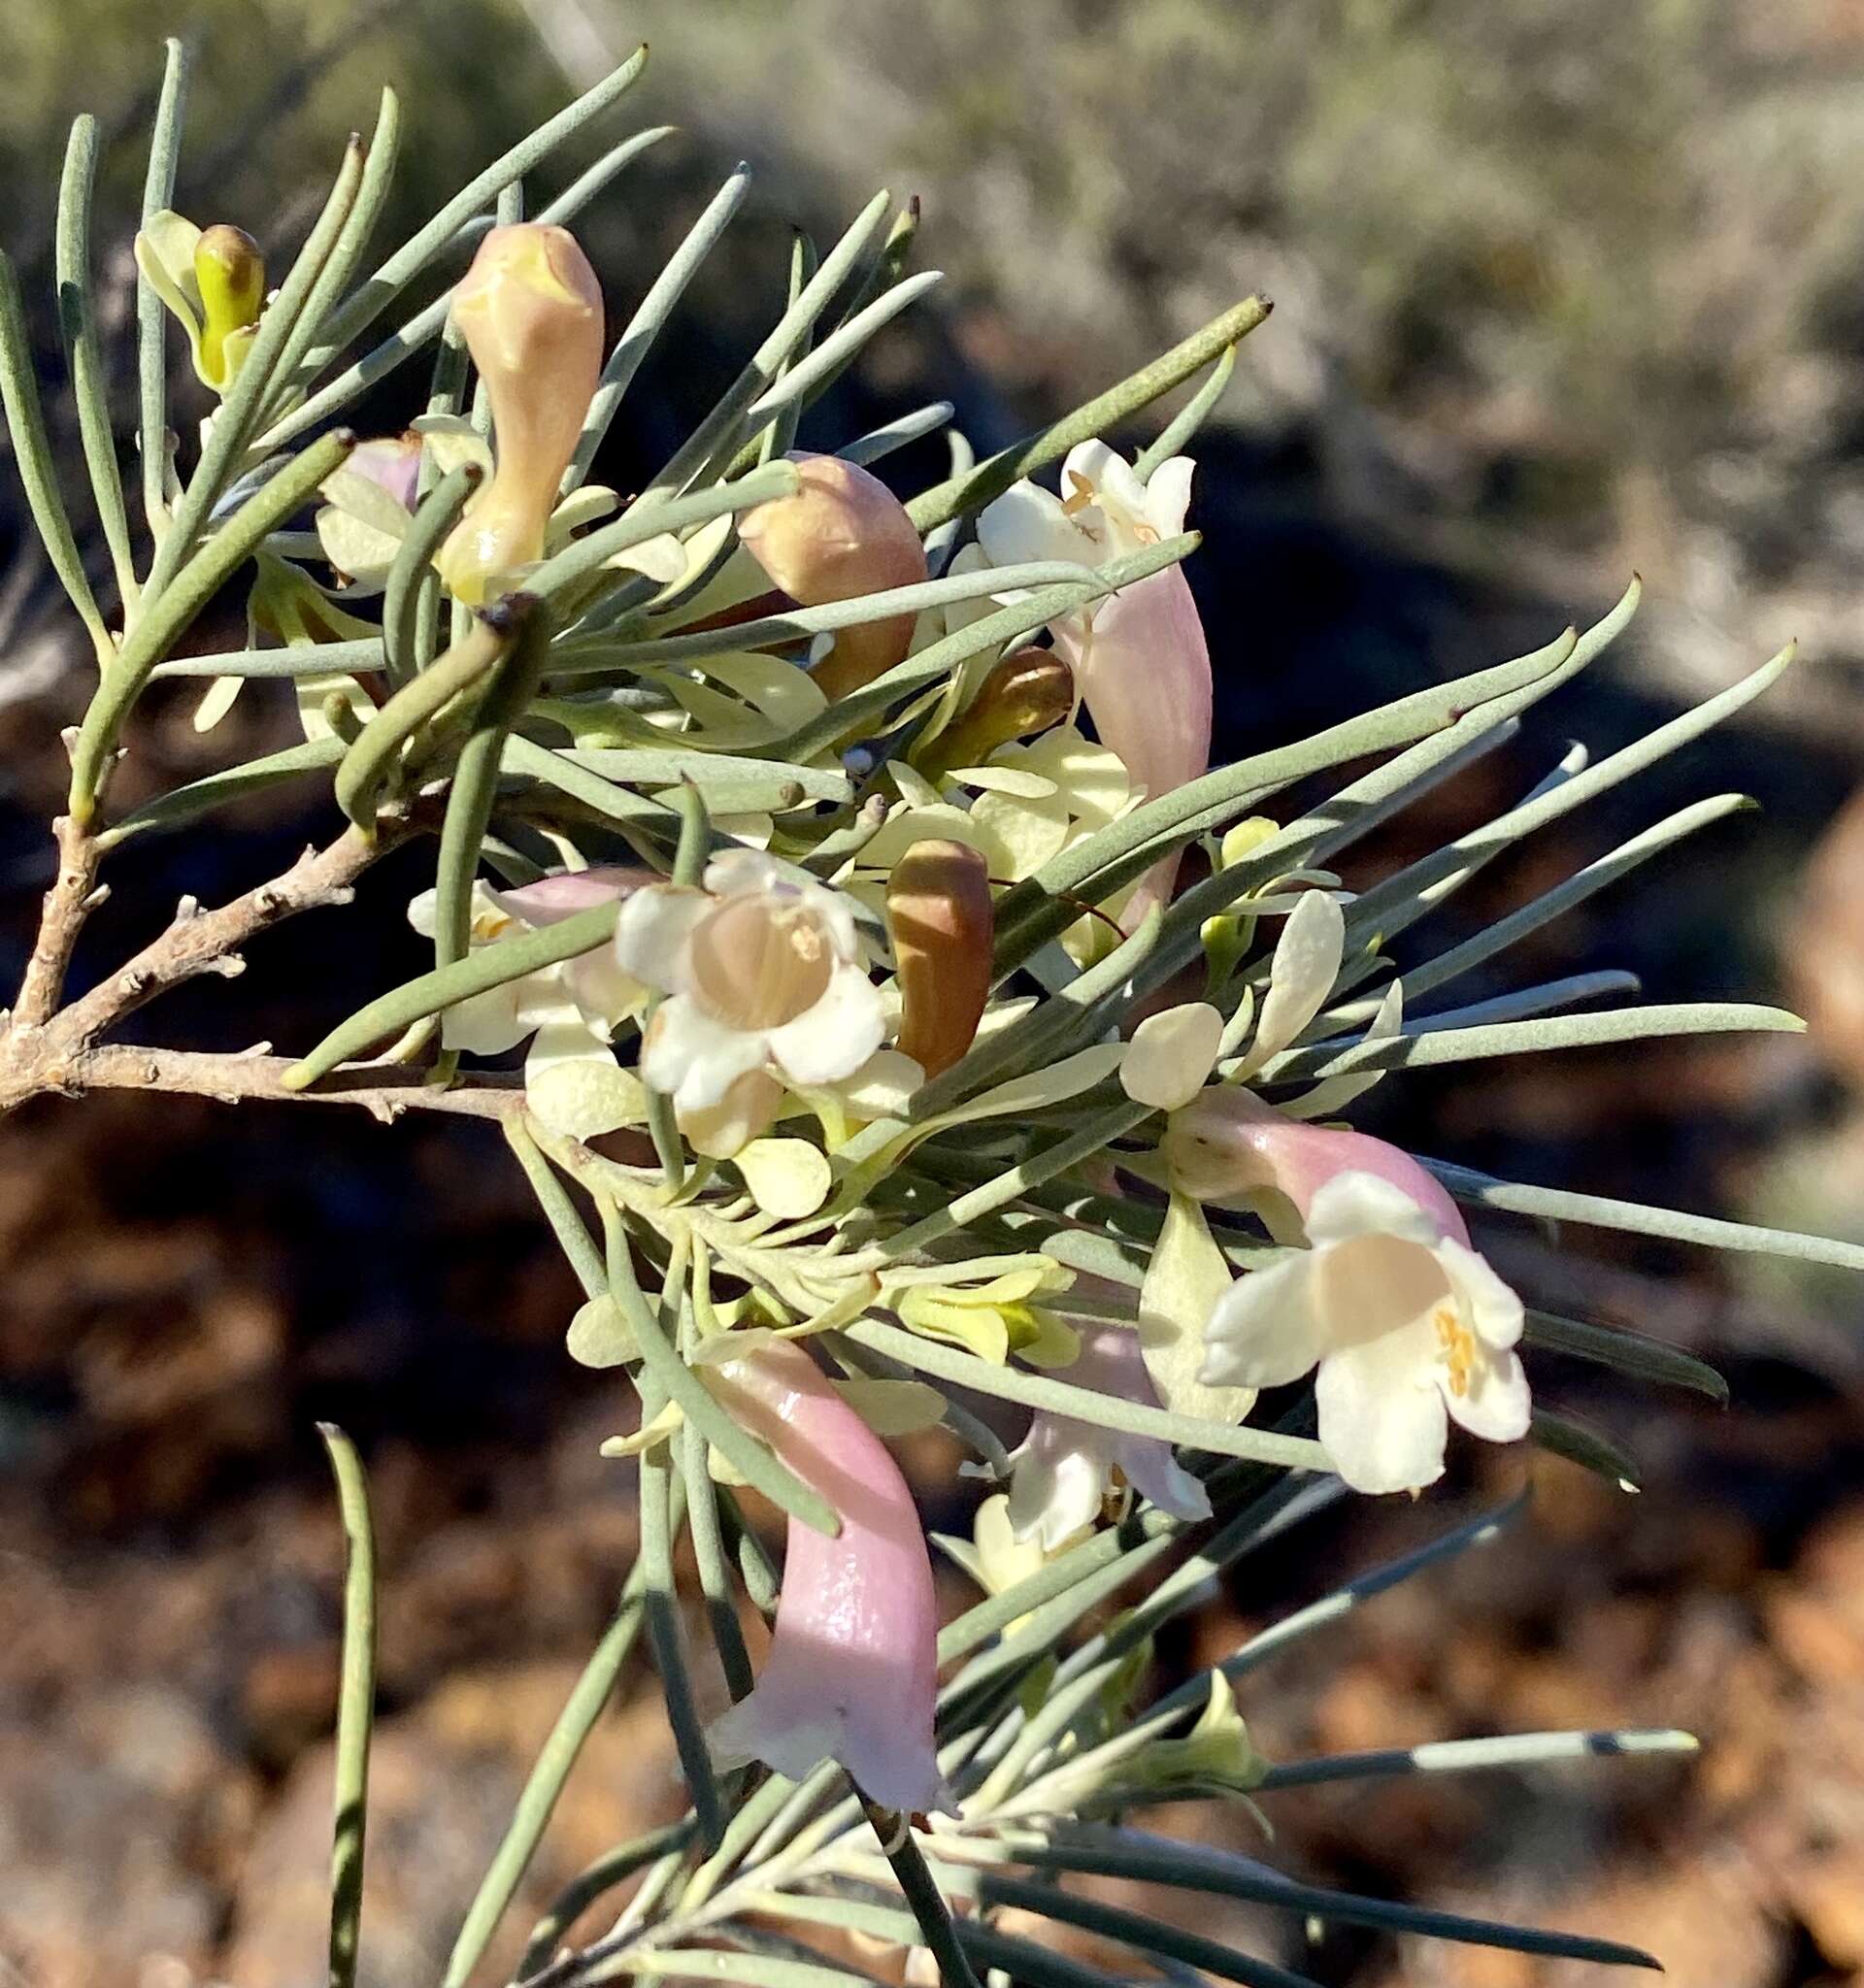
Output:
[
  {"xmin": 947, "ymin": 1041, "xmax": 1127, "ymax": 1127},
  {"xmin": 1138, "ymin": 1190, "xmax": 1256, "ymax": 1425},
  {"xmin": 527, "ymin": 1057, "xmax": 648, "ymax": 1143},
  {"xmin": 1121, "ymin": 1001, "xmax": 1223, "ymax": 1110},
  {"xmin": 736, "ymin": 1136, "xmax": 832, "ymax": 1218},
  {"xmin": 191, "ymin": 673, "xmax": 246, "ymax": 734},
  {"xmin": 568, "ymin": 1294, "xmax": 639, "ymax": 1369},
  {"xmin": 599, "ymin": 1398, "xmax": 683, "ymax": 1456}
]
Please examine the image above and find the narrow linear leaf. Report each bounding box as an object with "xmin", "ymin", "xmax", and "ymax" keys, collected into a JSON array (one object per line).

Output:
[
  {"xmin": 440, "ymin": 1518, "xmax": 670, "ymax": 1988},
  {"xmin": 1531, "ymin": 1408, "xmax": 1643, "ymax": 1491},
  {"xmin": 1524, "ymin": 1309, "xmax": 1727, "ymax": 1404},
  {"xmin": 0, "ymin": 248, "xmax": 111, "ymax": 658},
  {"xmin": 266, "ymin": 84, "xmax": 404, "ymax": 414},
  {"xmin": 138, "ymin": 38, "xmax": 189, "ymax": 540},
  {"xmin": 983, "ymin": 1828, "xmax": 1662, "ymax": 1971},
  {"xmin": 283, "ymin": 900, "xmax": 619, "ymax": 1090},
  {"xmin": 316, "ymin": 1425, "xmax": 378, "ymax": 1988},
  {"xmin": 57, "ymin": 114, "xmax": 138, "ymax": 610},
  {"xmin": 154, "ymin": 637, "xmax": 383, "ymax": 679},
  {"xmin": 1262, "ymin": 1001, "xmax": 1802, "ymax": 1085},
  {"xmin": 1422, "ymin": 1156, "xmax": 1864, "ymax": 1274},
  {"xmin": 527, "ymin": 458, "xmax": 799, "ymax": 608},
  {"xmin": 639, "ymin": 189, "xmax": 893, "ymax": 504},
  {"xmin": 302, "ymin": 48, "xmax": 649, "ymax": 373},
  {"xmin": 848, "ymin": 1317, "xmax": 1330, "ymax": 1472},
  {"xmin": 383, "ymin": 460, "xmax": 480, "ymax": 688},
  {"xmin": 557, "ymin": 556, "xmax": 1102, "ymax": 676},
  {"xmin": 564, "ymin": 162, "xmax": 754, "ymax": 495},
  {"xmin": 1258, "ymin": 1726, "xmax": 1697, "ymax": 1790},
  {"xmin": 978, "ymin": 1872, "xmax": 1324, "ymax": 1988},
  {"xmin": 72, "ymin": 430, "xmax": 358, "ymax": 822},
  {"xmin": 907, "ymin": 293, "xmax": 1272, "ymax": 529},
  {"xmin": 96, "ymin": 735, "xmax": 346, "ymax": 847},
  {"xmin": 1133, "ymin": 340, "xmax": 1239, "ymax": 480}
]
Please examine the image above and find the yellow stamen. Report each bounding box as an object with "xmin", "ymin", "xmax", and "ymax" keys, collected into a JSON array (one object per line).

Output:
[{"xmin": 1434, "ymin": 1303, "xmax": 1475, "ymax": 1398}]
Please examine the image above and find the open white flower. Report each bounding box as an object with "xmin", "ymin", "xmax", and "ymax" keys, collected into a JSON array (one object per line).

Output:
[
  {"xmin": 409, "ymin": 870, "xmax": 652, "ymax": 1141},
  {"xmin": 1200, "ymin": 1155, "xmax": 1530, "ymax": 1496},
  {"xmin": 616, "ymin": 851, "xmax": 884, "ymax": 1143},
  {"xmin": 409, "ymin": 869, "xmax": 649, "ymax": 1055},
  {"xmin": 1005, "ymin": 1324, "xmax": 1212, "ymax": 1549}
]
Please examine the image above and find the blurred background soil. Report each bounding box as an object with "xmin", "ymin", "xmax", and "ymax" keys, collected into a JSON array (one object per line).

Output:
[{"xmin": 6, "ymin": 3, "xmax": 1864, "ymax": 1984}]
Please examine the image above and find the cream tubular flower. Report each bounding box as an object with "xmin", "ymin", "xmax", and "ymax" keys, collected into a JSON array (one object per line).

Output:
[
  {"xmin": 1177, "ymin": 1091, "xmax": 1530, "ymax": 1495},
  {"xmin": 1005, "ymin": 1324, "xmax": 1212, "ymax": 1550},
  {"xmin": 976, "ymin": 439, "xmax": 1211, "ymax": 925},
  {"xmin": 615, "ymin": 849, "xmax": 885, "ymax": 1125},
  {"xmin": 434, "ymin": 223, "xmax": 605, "ymax": 605},
  {"xmin": 705, "ymin": 1342, "xmax": 951, "ymax": 1816}
]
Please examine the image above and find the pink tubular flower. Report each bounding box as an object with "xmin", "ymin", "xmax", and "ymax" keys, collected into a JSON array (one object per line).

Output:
[
  {"xmin": 705, "ymin": 1342, "xmax": 952, "ymax": 1815},
  {"xmin": 975, "ymin": 442, "xmax": 1211, "ymax": 928},
  {"xmin": 1006, "ymin": 1323, "xmax": 1211, "ymax": 1549},
  {"xmin": 1170, "ymin": 1088, "xmax": 1531, "ymax": 1496}
]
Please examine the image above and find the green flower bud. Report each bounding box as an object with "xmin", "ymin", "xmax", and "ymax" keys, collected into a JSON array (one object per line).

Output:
[{"xmin": 192, "ymin": 224, "xmax": 264, "ymax": 388}]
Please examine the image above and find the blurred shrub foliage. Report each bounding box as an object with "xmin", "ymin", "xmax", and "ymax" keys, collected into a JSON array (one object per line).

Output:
[{"xmin": 12, "ymin": 0, "xmax": 1864, "ymax": 565}]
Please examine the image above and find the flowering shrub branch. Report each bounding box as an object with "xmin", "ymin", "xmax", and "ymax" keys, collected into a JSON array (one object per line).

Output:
[{"xmin": 3, "ymin": 36, "xmax": 1861, "ymax": 1988}]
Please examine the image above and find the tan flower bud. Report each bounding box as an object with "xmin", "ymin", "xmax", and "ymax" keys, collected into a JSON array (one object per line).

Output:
[
  {"xmin": 193, "ymin": 224, "xmax": 264, "ymax": 386},
  {"xmin": 920, "ymin": 645, "xmax": 1075, "ymax": 777},
  {"xmin": 436, "ymin": 223, "xmax": 604, "ymax": 605},
  {"xmin": 738, "ymin": 452, "xmax": 928, "ymax": 698},
  {"xmin": 886, "ymin": 839, "xmax": 994, "ymax": 1077}
]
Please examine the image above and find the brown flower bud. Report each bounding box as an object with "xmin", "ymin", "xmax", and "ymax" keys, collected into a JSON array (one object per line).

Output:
[
  {"xmin": 919, "ymin": 646, "xmax": 1075, "ymax": 777},
  {"xmin": 436, "ymin": 223, "xmax": 604, "ymax": 605},
  {"xmin": 738, "ymin": 452, "xmax": 928, "ymax": 699},
  {"xmin": 886, "ymin": 839, "xmax": 994, "ymax": 1077}
]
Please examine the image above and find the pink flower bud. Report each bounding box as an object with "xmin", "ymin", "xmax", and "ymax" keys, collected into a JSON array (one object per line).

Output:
[
  {"xmin": 705, "ymin": 1341, "xmax": 951, "ymax": 1816},
  {"xmin": 1165, "ymin": 1085, "xmax": 1469, "ymax": 1244},
  {"xmin": 739, "ymin": 453, "xmax": 928, "ymax": 699},
  {"xmin": 436, "ymin": 223, "xmax": 604, "ymax": 604}
]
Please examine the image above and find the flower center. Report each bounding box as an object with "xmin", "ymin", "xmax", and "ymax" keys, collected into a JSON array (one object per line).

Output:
[
  {"xmin": 1434, "ymin": 1304, "xmax": 1476, "ymax": 1398},
  {"xmin": 1314, "ymin": 1232, "xmax": 1452, "ymax": 1350},
  {"xmin": 688, "ymin": 894, "xmax": 834, "ymax": 1031}
]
